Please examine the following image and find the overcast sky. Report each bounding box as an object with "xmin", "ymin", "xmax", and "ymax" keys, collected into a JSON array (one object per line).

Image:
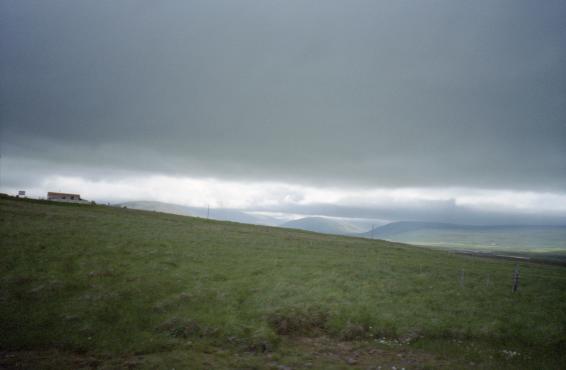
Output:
[{"xmin": 1, "ymin": 1, "xmax": 565, "ymax": 225}]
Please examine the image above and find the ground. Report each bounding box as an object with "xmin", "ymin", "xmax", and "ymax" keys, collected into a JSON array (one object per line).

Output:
[{"xmin": 1, "ymin": 195, "xmax": 565, "ymax": 369}]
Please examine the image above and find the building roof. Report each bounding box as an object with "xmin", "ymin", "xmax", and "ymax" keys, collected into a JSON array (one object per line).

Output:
[{"xmin": 47, "ymin": 192, "xmax": 81, "ymax": 197}]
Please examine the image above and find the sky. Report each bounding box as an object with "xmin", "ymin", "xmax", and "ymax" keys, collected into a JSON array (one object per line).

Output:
[{"xmin": 1, "ymin": 0, "xmax": 566, "ymax": 225}]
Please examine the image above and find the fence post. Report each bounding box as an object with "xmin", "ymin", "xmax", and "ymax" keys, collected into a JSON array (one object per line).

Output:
[
  {"xmin": 460, "ymin": 269, "xmax": 465, "ymax": 288},
  {"xmin": 512, "ymin": 264, "xmax": 520, "ymax": 293}
]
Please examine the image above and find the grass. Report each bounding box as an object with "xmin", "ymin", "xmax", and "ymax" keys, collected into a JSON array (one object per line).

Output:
[{"xmin": 1, "ymin": 195, "xmax": 565, "ymax": 369}]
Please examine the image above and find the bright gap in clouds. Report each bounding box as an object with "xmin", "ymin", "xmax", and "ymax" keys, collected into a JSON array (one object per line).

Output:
[{"xmin": 4, "ymin": 174, "xmax": 566, "ymax": 219}]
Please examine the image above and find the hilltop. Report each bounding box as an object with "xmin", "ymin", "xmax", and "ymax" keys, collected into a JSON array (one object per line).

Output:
[
  {"xmin": 1, "ymin": 196, "xmax": 565, "ymax": 369},
  {"xmin": 115, "ymin": 200, "xmax": 280, "ymax": 226}
]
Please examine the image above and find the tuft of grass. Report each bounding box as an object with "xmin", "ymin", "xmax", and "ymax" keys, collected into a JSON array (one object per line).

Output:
[{"xmin": 267, "ymin": 305, "xmax": 329, "ymax": 336}]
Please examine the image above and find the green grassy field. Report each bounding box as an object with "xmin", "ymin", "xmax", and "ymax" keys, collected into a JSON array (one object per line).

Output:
[{"xmin": 1, "ymin": 196, "xmax": 565, "ymax": 369}]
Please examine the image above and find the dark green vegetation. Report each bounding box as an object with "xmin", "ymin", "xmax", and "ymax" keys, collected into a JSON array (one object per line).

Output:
[{"xmin": 1, "ymin": 196, "xmax": 565, "ymax": 369}]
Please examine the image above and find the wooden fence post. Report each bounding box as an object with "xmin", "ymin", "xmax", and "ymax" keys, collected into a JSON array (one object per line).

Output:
[{"xmin": 512, "ymin": 264, "xmax": 520, "ymax": 293}]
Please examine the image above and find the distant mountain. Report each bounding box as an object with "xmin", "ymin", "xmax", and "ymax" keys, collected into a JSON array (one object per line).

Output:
[
  {"xmin": 281, "ymin": 217, "xmax": 366, "ymax": 235},
  {"xmin": 362, "ymin": 221, "xmax": 473, "ymax": 238},
  {"xmin": 115, "ymin": 201, "xmax": 276, "ymax": 225},
  {"xmin": 361, "ymin": 221, "xmax": 566, "ymax": 252}
]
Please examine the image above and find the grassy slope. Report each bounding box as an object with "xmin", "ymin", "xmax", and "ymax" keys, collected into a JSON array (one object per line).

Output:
[{"xmin": 1, "ymin": 196, "xmax": 565, "ymax": 369}]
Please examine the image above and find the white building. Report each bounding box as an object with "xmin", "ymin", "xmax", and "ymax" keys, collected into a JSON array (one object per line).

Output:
[{"xmin": 47, "ymin": 192, "xmax": 89, "ymax": 203}]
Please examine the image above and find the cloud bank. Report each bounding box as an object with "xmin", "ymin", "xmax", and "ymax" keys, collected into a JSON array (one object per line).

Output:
[{"xmin": 1, "ymin": 1, "xmax": 565, "ymax": 224}]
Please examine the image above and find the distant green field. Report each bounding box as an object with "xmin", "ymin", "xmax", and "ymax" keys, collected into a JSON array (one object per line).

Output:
[
  {"xmin": 1, "ymin": 196, "xmax": 565, "ymax": 369},
  {"xmin": 387, "ymin": 228, "xmax": 566, "ymax": 254}
]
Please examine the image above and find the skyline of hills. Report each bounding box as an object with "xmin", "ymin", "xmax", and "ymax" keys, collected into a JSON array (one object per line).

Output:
[
  {"xmin": 113, "ymin": 200, "xmax": 566, "ymax": 253},
  {"xmin": 115, "ymin": 200, "xmax": 280, "ymax": 226}
]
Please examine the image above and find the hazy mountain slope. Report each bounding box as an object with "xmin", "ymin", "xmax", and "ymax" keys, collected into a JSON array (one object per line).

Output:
[
  {"xmin": 363, "ymin": 221, "xmax": 472, "ymax": 238},
  {"xmin": 281, "ymin": 216, "xmax": 365, "ymax": 235},
  {"xmin": 363, "ymin": 221, "xmax": 566, "ymax": 251},
  {"xmin": 115, "ymin": 200, "xmax": 272, "ymax": 225}
]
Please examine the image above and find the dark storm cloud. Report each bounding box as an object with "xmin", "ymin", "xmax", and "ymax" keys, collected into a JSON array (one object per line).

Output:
[{"xmin": 2, "ymin": 0, "xmax": 566, "ymax": 189}]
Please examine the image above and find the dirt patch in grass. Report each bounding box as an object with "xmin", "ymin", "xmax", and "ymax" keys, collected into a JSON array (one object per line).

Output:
[
  {"xmin": 0, "ymin": 338, "xmax": 532, "ymax": 370},
  {"xmin": 339, "ymin": 323, "xmax": 370, "ymax": 341},
  {"xmin": 282, "ymin": 336, "xmax": 450, "ymax": 369},
  {"xmin": 267, "ymin": 306, "xmax": 329, "ymax": 336},
  {"xmin": 0, "ymin": 349, "xmax": 104, "ymax": 370}
]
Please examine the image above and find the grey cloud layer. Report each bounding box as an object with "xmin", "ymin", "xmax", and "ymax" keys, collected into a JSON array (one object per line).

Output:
[{"xmin": 2, "ymin": 0, "xmax": 566, "ymax": 189}]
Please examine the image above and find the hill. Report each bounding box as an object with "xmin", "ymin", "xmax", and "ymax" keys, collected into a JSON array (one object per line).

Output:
[
  {"xmin": 1, "ymin": 195, "xmax": 565, "ymax": 369},
  {"xmin": 281, "ymin": 216, "xmax": 366, "ymax": 235},
  {"xmin": 116, "ymin": 200, "xmax": 278, "ymax": 225},
  {"xmin": 362, "ymin": 221, "xmax": 566, "ymax": 253},
  {"xmin": 364, "ymin": 221, "xmax": 467, "ymax": 238}
]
